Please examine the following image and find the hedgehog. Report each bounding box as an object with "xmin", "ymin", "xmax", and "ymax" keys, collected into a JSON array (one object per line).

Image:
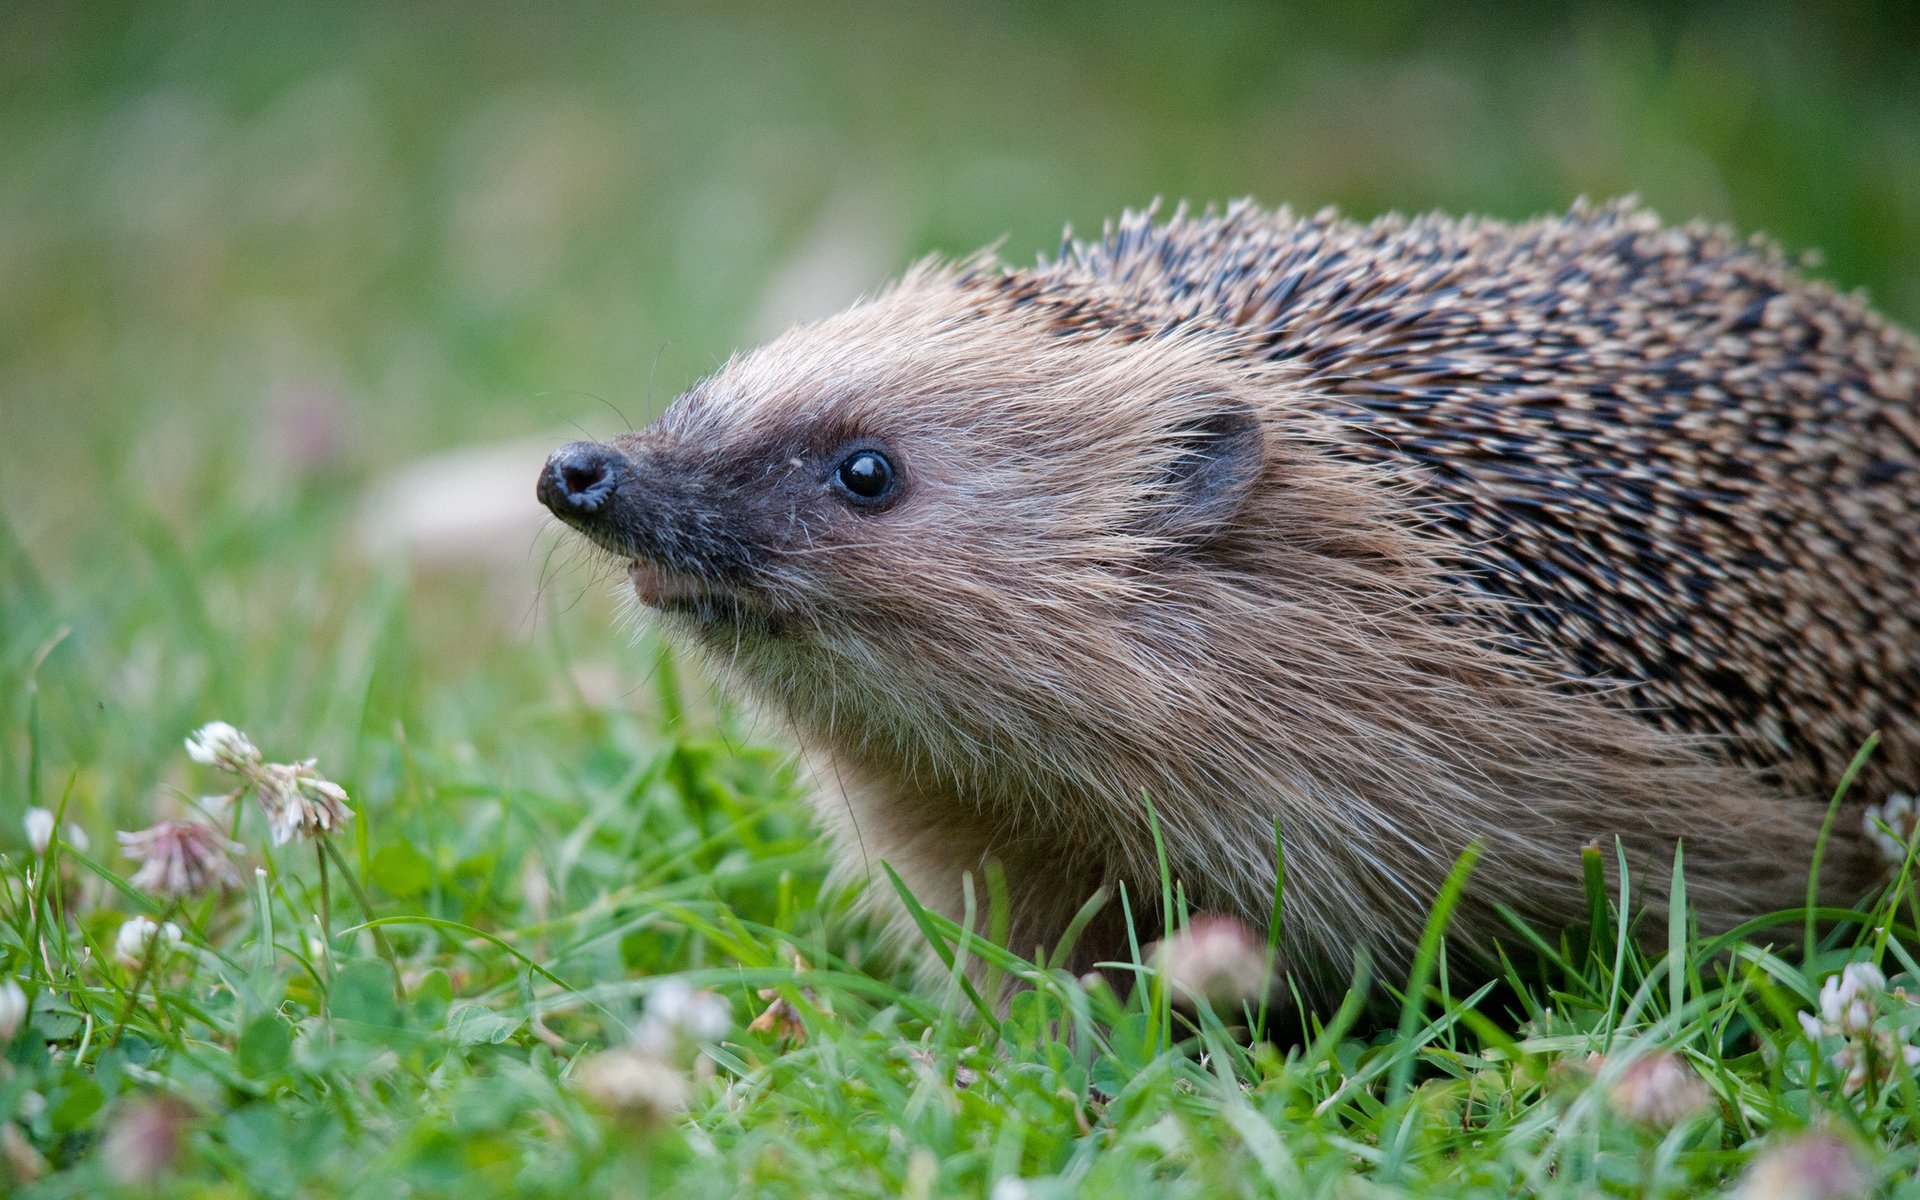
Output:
[{"xmin": 537, "ymin": 199, "xmax": 1920, "ymax": 1001}]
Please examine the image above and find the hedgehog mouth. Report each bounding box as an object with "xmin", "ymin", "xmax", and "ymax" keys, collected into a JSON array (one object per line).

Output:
[
  {"xmin": 627, "ymin": 559, "xmax": 771, "ymax": 631},
  {"xmin": 628, "ymin": 559, "xmax": 710, "ymax": 611},
  {"xmin": 557, "ymin": 523, "xmax": 736, "ymax": 619}
]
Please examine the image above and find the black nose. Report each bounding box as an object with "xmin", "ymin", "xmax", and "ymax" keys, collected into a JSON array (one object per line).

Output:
[{"xmin": 538, "ymin": 441, "xmax": 626, "ymax": 517}]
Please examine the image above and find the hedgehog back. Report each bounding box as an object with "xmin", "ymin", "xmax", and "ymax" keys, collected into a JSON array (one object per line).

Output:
[{"xmin": 1029, "ymin": 201, "xmax": 1920, "ymax": 799}]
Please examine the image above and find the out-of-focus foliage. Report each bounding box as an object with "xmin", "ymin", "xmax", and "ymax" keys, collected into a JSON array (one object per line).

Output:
[{"xmin": 3, "ymin": 2, "xmax": 1914, "ymax": 532}]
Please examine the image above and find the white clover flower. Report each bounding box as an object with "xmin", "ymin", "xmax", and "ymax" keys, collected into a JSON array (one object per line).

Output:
[
  {"xmin": 1797, "ymin": 959, "xmax": 1919, "ymax": 1092},
  {"xmin": 572, "ymin": 1046, "xmax": 691, "ymax": 1127},
  {"xmin": 63, "ymin": 823, "xmax": 89, "ymax": 854},
  {"xmin": 1792, "ymin": 962, "xmax": 1885, "ymax": 1042},
  {"xmin": 181, "ymin": 722, "xmax": 353, "ymax": 847},
  {"xmin": 114, "ymin": 916, "xmax": 183, "ymax": 967},
  {"xmin": 1864, "ymin": 793, "xmax": 1918, "ymax": 866},
  {"xmin": 255, "ymin": 760, "xmax": 353, "ymax": 845},
  {"xmin": 634, "ymin": 980, "xmax": 732, "ymax": 1056},
  {"xmin": 1821, "ymin": 963, "xmax": 1883, "ymax": 1036},
  {"xmin": 1155, "ymin": 914, "xmax": 1272, "ymax": 1007},
  {"xmin": 22, "ymin": 808, "xmax": 54, "ymax": 856},
  {"xmin": 184, "ymin": 722, "xmax": 261, "ymax": 774},
  {"xmin": 0, "ymin": 979, "xmax": 26, "ymax": 1043},
  {"xmin": 117, "ymin": 820, "xmax": 243, "ymax": 898}
]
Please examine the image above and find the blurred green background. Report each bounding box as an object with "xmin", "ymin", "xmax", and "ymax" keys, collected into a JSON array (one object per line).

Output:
[{"xmin": 2, "ymin": 0, "xmax": 1917, "ymax": 823}]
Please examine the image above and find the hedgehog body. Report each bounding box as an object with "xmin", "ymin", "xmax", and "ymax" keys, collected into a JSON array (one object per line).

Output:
[{"xmin": 540, "ymin": 201, "xmax": 1920, "ymax": 997}]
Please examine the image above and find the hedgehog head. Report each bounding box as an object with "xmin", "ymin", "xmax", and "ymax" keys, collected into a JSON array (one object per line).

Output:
[{"xmin": 534, "ymin": 267, "xmax": 1328, "ymax": 775}]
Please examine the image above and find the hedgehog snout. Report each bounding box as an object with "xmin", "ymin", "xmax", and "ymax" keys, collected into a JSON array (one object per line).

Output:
[
  {"xmin": 538, "ymin": 441, "xmax": 628, "ymax": 521},
  {"xmin": 537, "ymin": 438, "xmax": 765, "ymax": 591}
]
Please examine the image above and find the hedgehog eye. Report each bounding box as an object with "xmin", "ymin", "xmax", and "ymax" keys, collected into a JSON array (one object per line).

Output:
[{"xmin": 833, "ymin": 450, "xmax": 895, "ymax": 503}]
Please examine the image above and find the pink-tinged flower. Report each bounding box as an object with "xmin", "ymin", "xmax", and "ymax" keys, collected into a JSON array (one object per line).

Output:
[
  {"xmin": 1737, "ymin": 1131, "xmax": 1869, "ymax": 1200},
  {"xmin": 1155, "ymin": 914, "xmax": 1272, "ymax": 1007},
  {"xmin": 1828, "ymin": 1035, "xmax": 1920, "ymax": 1095},
  {"xmin": 100, "ymin": 1094, "xmax": 193, "ymax": 1185},
  {"xmin": 117, "ymin": 821, "xmax": 242, "ymax": 898},
  {"xmin": 1, "ymin": 1120, "xmax": 47, "ymax": 1182},
  {"xmin": 1598, "ymin": 1051, "xmax": 1713, "ymax": 1127},
  {"xmin": 255, "ymin": 760, "xmax": 353, "ymax": 845},
  {"xmin": 572, "ymin": 1047, "xmax": 691, "ymax": 1127},
  {"xmin": 183, "ymin": 722, "xmax": 261, "ymax": 774}
]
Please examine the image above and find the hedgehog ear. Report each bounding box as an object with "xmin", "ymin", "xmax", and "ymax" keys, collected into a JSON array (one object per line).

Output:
[{"xmin": 1141, "ymin": 399, "xmax": 1264, "ymax": 544}]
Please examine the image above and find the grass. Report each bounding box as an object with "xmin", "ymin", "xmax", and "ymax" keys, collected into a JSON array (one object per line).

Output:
[
  {"xmin": 5, "ymin": 700, "xmax": 1920, "ymax": 1199},
  {"xmin": 3, "ymin": 1, "xmax": 1919, "ymax": 1196}
]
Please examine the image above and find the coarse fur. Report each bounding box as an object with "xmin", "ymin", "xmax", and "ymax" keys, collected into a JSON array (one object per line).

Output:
[{"xmin": 540, "ymin": 199, "xmax": 1919, "ymax": 1003}]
